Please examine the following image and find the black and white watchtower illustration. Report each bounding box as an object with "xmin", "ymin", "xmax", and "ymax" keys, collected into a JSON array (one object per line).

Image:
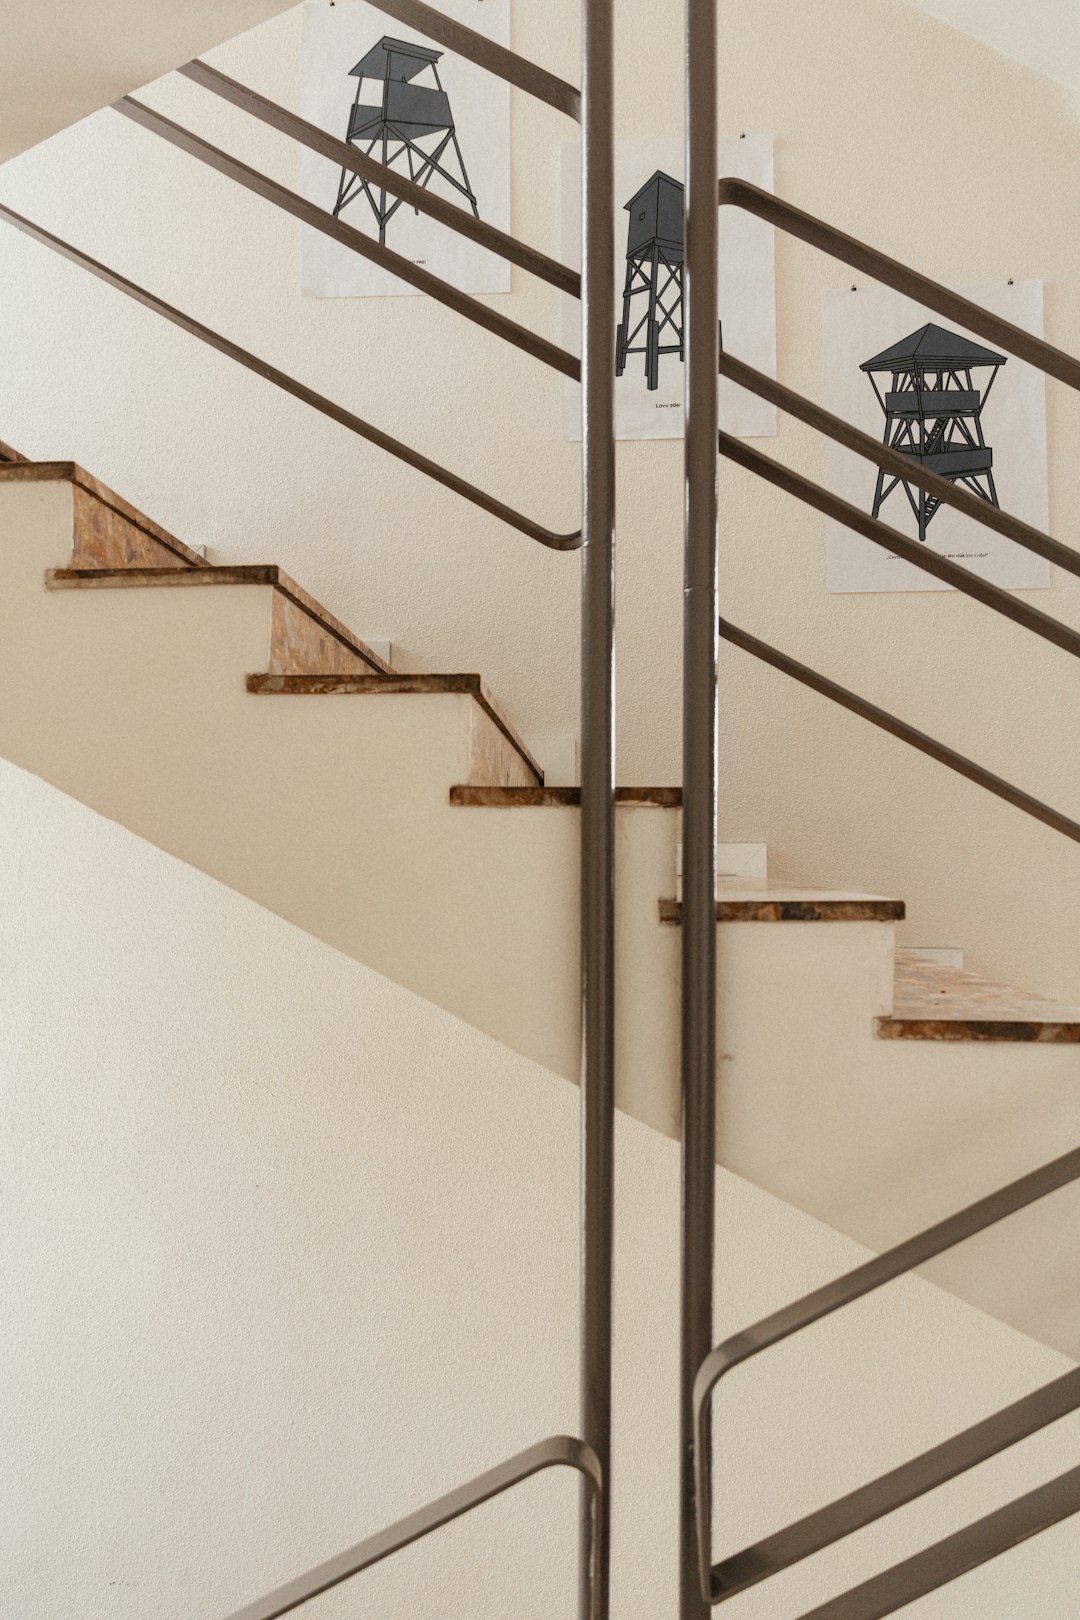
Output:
[
  {"xmin": 615, "ymin": 171, "xmax": 685, "ymax": 391},
  {"xmin": 862, "ymin": 323, "xmax": 1007, "ymax": 541},
  {"xmin": 332, "ymin": 35, "xmax": 479, "ymax": 246}
]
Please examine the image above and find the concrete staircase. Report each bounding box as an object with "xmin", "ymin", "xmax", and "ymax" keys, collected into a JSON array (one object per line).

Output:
[{"xmin": 3, "ymin": 451, "xmax": 1079, "ymax": 1358}]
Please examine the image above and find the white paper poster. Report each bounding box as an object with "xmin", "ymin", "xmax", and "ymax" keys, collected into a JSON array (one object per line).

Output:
[
  {"xmin": 561, "ymin": 135, "xmax": 777, "ymax": 441},
  {"xmin": 823, "ymin": 281, "xmax": 1050, "ymax": 593},
  {"xmin": 301, "ymin": 0, "xmax": 510, "ymax": 298}
]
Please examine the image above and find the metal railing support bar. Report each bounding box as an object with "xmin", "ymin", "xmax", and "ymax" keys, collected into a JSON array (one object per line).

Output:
[
  {"xmin": 719, "ymin": 619, "xmax": 1080, "ymax": 846},
  {"xmin": 693, "ymin": 1140, "xmax": 1080, "ymax": 1601},
  {"xmin": 718, "ymin": 433, "xmax": 1080, "ymax": 662},
  {"xmin": 0, "ymin": 203, "xmax": 580, "ymax": 551},
  {"xmin": 578, "ymin": 3, "xmax": 616, "ymax": 1613},
  {"xmin": 681, "ymin": 1, "xmax": 720, "ymax": 1616},
  {"xmin": 717, "ymin": 351, "xmax": 1080, "ymax": 581},
  {"xmin": 116, "ymin": 97, "xmax": 578, "ymax": 379},
  {"xmin": 221, "ymin": 1435, "xmax": 602, "ymax": 1620},
  {"xmin": 369, "ymin": 0, "xmax": 582, "ymax": 121},
  {"xmin": 177, "ymin": 61, "xmax": 580, "ymax": 299},
  {"xmin": 710, "ymin": 1364, "xmax": 1080, "ymax": 1601},
  {"xmin": 796, "ymin": 1463, "xmax": 1080, "ymax": 1620},
  {"xmin": 717, "ymin": 178, "xmax": 1080, "ymax": 394}
]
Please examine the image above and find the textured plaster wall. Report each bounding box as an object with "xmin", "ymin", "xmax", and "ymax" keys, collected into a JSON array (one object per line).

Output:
[
  {"xmin": 0, "ymin": 0, "xmax": 298, "ymax": 162},
  {"xmin": 0, "ymin": 0, "xmax": 1077, "ymax": 1005},
  {"xmin": 903, "ymin": 0, "xmax": 1080, "ymax": 96},
  {"xmin": 4, "ymin": 755, "xmax": 1080, "ymax": 1617}
]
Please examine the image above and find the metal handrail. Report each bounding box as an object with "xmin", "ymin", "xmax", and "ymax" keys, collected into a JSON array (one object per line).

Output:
[
  {"xmin": 680, "ymin": 3, "xmax": 720, "ymax": 1617},
  {"xmin": 796, "ymin": 1465, "xmax": 1080, "ymax": 1619},
  {"xmin": 694, "ymin": 1143, "xmax": 1080, "ymax": 1604},
  {"xmin": 578, "ymin": 4, "xmax": 617, "ymax": 1613},
  {"xmin": 0, "ymin": 203, "xmax": 581, "ymax": 551},
  {"xmin": 718, "ymin": 177, "xmax": 1080, "ymax": 393},
  {"xmin": 722, "ymin": 1366, "xmax": 1080, "ymax": 1604},
  {"xmin": 221, "ymin": 1434, "xmax": 601, "ymax": 1620},
  {"xmin": 115, "ymin": 97, "xmax": 578, "ymax": 379},
  {"xmin": 719, "ymin": 433, "xmax": 1080, "ymax": 660},
  {"xmin": 719, "ymin": 618, "xmax": 1080, "ymax": 846},
  {"xmin": 370, "ymin": 0, "xmax": 581, "ymax": 121},
  {"xmin": 681, "ymin": 173, "xmax": 1080, "ymax": 1615},
  {"xmin": 177, "ymin": 60, "xmax": 580, "ymax": 298},
  {"xmin": 718, "ymin": 351, "xmax": 1080, "ymax": 582}
]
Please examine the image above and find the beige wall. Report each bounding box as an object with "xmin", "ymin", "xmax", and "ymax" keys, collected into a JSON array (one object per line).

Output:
[
  {"xmin": 0, "ymin": 0, "xmax": 1077, "ymax": 1011},
  {"xmin": 903, "ymin": 0, "xmax": 1080, "ymax": 93},
  {"xmin": 5, "ymin": 754, "xmax": 1080, "ymax": 1617},
  {"xmin": 0, "ymin": 0, "xmax": 298, "ymax": 163}
]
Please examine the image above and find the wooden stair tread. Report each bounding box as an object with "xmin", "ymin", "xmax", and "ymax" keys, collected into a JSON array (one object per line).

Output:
[
  {"xmin": 660, "ymin": 884, "xmax": 905, "ymax": 924},
  {"xmin": 247, "ymin": 672, "xmax": 542, "ymax": 786},
  {"xmin": 46, "ymin": 565, "xmax": 393, "ymax": 677},
  {"xmin": 450, "ymin": 785, "xmax": 681, "ymax": 807},
  {"xmin": 5, "ymin": 460, "xmax": 206, "ymax": 567},
  {"xmin": 878, "ymin": 950, "xmax": 1080, "ymax": 1042}
]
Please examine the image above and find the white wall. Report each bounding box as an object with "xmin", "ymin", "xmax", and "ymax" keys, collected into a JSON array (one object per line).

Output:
[
  {"xmin": 903, "ymin": 0, "xmax": 1080, "ymax": 96},
  {"xmin": 0, "ymin": 0, "xmax": 1077, "ymax": 1010},
  {"xmin": 0, "ymin": 0, "xmax": 299, "ymax": 162},
  {"xmin": 3, "ymin": 756, "xmax": 1080, "ymax": 1617}
]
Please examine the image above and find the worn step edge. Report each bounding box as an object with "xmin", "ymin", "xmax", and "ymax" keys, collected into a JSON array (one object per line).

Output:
[
  {"xmin": 45, "ymin": 565, "xmax": 393, "ymax": 677},
  {"xmin": 878, "ymin": 950, "xmax": 1080, "ymax": 1043},
  {"xmin": 450, "ymin": 785, "xmax": 681, "ymax": 807},
  {"xmin": 659, "ymin": 889, "xmax": 906, "ymax": 924},
  {"xmin": 4, "ymin": 460, "xmax": 205, "ymax": 568},
  {"xmin": 247, "ymin": 671, "xmax": 543, "ymax": 786}
]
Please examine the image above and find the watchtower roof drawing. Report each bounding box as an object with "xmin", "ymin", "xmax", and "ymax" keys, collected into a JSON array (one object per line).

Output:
[
  {"xmin": 623, "ymin": 170, "xmax": 683, "ymax": 212},
  {"xmin": 861, "ymin": 322, "xmax": 1007, "ymax": 373},
  {"xmin": 622, "ymin": 169, "xmax": 684, "ymax": 265},
  {"xmin": 349, "ymin": 36, "xmax": 443, "ymax": 79}
]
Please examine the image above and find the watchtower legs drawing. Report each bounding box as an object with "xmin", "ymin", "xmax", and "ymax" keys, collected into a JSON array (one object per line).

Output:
[{"xmin": 615, "ymin": 246, "xmax": 684, "ymax": 392}]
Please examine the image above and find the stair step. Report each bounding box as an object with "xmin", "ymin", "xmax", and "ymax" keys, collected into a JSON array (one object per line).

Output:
[
  {"xmin": 659, "ymin": 885, "xmax": 905, "ymax": 924},
  {"xmin": 248, "ymin": 672, "xmax": 543, "ymax": 788},
  {"xmin": 6, "ymin": 460, "xmax": 204, "ymax": 568},
  {"xmin": 46, "ymin": 564, "xmax": 392, "ymax": 678},
  {"xmin": 449, "ymin": 785, "xmax": 681, "ymax": 807},
  {"xmin": 879, "ymin": 949, "xmax": 1080, "ymax": 1043}
]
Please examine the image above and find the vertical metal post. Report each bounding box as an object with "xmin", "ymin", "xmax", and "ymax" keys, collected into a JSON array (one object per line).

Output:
[
  {"xmin": 579, "ymin": 2, "xmax": 616, "ymax": 1617},
  {"xmin": 681, "ymin": 0, "xmax": 719, "ymax": 1614}
]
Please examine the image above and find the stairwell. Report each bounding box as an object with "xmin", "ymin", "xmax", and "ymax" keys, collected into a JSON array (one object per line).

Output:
[
  {"xmin": 2, "ymin": 451, "xmax": 1078, "ymax": 1369},
  {"xmin": 3, "ymin": 0, "xmax": 1080, "ymax": 1614}
]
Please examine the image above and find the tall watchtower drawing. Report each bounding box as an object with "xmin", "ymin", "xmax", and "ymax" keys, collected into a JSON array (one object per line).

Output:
[
  {"xmin": 332, "ymin": 35, "xmax": 479, "ymax": 247},
  {"xmin": 862, "ymin": 322, "xmax": 1007, "ymax": 541},
  {"xmin": 615, "ymin": 170, "xmax": 685, "ymax": 391}
]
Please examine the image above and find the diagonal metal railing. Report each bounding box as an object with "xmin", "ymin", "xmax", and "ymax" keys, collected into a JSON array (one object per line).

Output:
[
  {"xmin": 176, "ymin": 58, "xmax": 579, "ymax": 296},
  {"xmin": 694, "ymin": 1146, "xmax": 1080, "ymax": 1606},
  {"xmin": 678, "ymin": 169, "xmax": 1080, "ymax": 1619},
  {"xmin": 113, "ymin": 94, "xmax": 577, "ymax": 377},
  {"xmin": 221, "ymin": 1436, "xmax": 602, "ymax": 1620},
  {"xmin": 0, "ymin": 202, "xmax": 581, "ymax": 551}
]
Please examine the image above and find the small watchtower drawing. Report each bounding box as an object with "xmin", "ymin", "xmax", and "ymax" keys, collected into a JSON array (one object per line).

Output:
[
  {"xmin": 332, "ymin": 35, "xmax": 479, "ymax": 246},
  {"xmin": 861, "ymin": 322, "xmax": 1007, "ymax": 541},
  {"xmin": 615, "ymin": 170, "xmax": 685, "ymax": 391}
]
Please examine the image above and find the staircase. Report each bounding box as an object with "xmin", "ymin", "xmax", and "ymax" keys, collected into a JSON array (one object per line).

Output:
[{"xmin": 3, "ymin": 0, "xmax": 1080, "ymax": 1615}]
